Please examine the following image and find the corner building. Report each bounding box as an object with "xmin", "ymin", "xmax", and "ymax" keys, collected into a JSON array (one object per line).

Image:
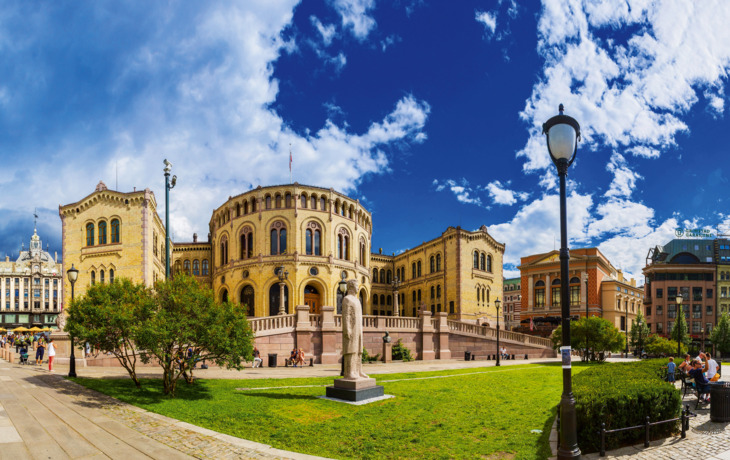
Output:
[{"xmin": 61, "ymin": 183, "xmax": 505, "ymax": 323}]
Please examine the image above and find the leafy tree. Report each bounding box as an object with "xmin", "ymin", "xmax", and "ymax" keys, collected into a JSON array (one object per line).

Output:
[
  {"xmin": 710, "ymin": 312, "xmax": 730, "ymax": 357},
  {"xmin": 136, "ymin": 275, "xmax": 254, "ymax": 396},
  {"xmin": 629, "ymin": 310, "xmax": 650, "ymax": 354},
  {"xmin": 670, "ymin": 307, "xmax": 690, "ymax": 351},
  {"xmin": 65, "ymin": 278, "xmax": 152, "ymax": 387},
  {"xmin": 643, "ymin": 334, "xmax": 685, "ymax": 357},
  {"xmin": 551, "ymin": 316, "xmax": 624, "ymax": 362}
]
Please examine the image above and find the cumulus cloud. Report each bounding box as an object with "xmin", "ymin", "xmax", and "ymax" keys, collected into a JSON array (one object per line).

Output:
[
  {"xmin": 310, "ymin": 16, "xmax": 337, "ymax": 46},
  {"xmin": 485, "ymin": 180, "xmax": 529, "ymax": 206},
  {"xmin": 0, "ymin": 2, "xmax": 430, "ymax": 249},
  {"xmin": 475, "ymin": 11, "xmax": 497, "ymax": 38},
  {"xmin": 433, "ymin": 179, "xmax": 483, "ymax": 206},
  {"xmin": 605, "ymin": 152, "xmax": 642, "ymax": 198},
  {"xmin": 332, "ymin": 0, "xmax": 376, "ymax": 40}
]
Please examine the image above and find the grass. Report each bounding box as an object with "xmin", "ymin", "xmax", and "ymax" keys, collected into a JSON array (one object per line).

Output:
[{"xmin": 73, "ymin": 364, "xmax": 586, "ymax": 460}]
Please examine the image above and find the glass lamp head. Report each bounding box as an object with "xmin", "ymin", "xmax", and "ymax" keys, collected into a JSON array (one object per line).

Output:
[
  {"xmin": 338, "ymin": 279, "xmax": 347, "ymax": 294},
  {"xmin": 67, "ymin": 264, "xmax": 79, "ymax": 283},
  {"xmin": 542, "ymin": 104, "xmax": 581, "ymax": 166}
]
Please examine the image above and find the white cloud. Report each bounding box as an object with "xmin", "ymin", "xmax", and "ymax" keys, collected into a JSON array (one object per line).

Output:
[
  {"xmin": 433, "ymin": 179, "xmax": 482, "ymax": 206},
  {"xmin": 310, "ymin": 16, "xmax": 337, "ymax": 46},
  {"xmin": 485, "ymin": 180, "xmax": 529, "ymax": 205},
  {"xmin": 332, "ymin": 0, "xmax": 376, "ymax": 41},
  {"xmin": 604, "ymin": 152, "xmax": 642, "ymax": 198},
  {"xmin": 380, "ymin": 35, "xmax": 400, "ymax": 52},
  {"xmin": 475, "ymin": 11, "xmax": 496, "ymax": 38}
]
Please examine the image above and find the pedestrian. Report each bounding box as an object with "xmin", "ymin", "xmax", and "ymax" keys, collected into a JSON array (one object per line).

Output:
[
  {"xmin": 35, "ymin": 336, "xmax": 46, "ymax": 365},
  {"xmin": 665, "ymin": 357, "xmax": 676, "ymax": 382},
  {"xmin": 47, "ymin": 339, "xmax": 56, "ymax": 372},
  {"xmin": 252, "ymin": 347, "xmax": 262, "ymax": 368},
  {"xmin": 705, "ymin": 352, "xmax": 720, "ymax": 382}
]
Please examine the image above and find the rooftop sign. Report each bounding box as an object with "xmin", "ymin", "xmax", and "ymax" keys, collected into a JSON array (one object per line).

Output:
[{"xmin": 675, "ymin": 228, "xmax": 713, "ymax": 238}]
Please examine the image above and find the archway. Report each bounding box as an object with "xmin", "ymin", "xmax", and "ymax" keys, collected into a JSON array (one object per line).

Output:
[
  {"xmin": 304, "ymin": 285, "xmax": 321, "ymax": 314},
  {"xmin": 240, "ymin": 285, "xmax": 255, "ymax": 316},
  {"xmin": 269, "ymin": 283, "xmax": 289, "ymax": 316},
  {"xmin": 220, "ymin": 288, "xmax": 228, "ymax": 303},
  {"xmin": 359, "ymin": 290, "xmax": 365, "ymax": 312}
]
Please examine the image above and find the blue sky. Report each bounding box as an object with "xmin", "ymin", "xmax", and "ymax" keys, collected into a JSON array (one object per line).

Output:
[{"xmin": 1, "ymin": 1, "xmax": 729, "ymax": 280}]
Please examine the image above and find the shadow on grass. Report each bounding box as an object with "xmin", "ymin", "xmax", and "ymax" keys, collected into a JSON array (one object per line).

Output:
[
  {"xmin": 70, "ymin": 377, "xmax": 214, "ymax": 406},
  {"xmin": 535, "ymin": 405, "xmax": 558, "ymax": 458},
  {"xmin": 237, "ymin": 392, "xmax": 320, "ymax": 401}
]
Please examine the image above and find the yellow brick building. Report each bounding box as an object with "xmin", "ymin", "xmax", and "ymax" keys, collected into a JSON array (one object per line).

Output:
[{"xmin": 60, "ymin": 183, "xmax": 504, "ymax": 322}]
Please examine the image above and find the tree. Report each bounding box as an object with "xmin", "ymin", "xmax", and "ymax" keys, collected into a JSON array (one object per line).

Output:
[
  {"xmin": 136, "ymin": 275, "xmax": 254, "ymax": 396},
  {"xmin": 710, "ymin": 312, "xmax": 730, "ymax": 357},
  {"xmin": 643, "ymin": 334, "xmax": 685, "ymax": 357},
  {"xmin": 551, "ymin": 316, "xmax": 624, "ymax": 362},
  {"xmin": 670, "ymin": 307, "xmax": 690, "ymax": 351},
  {"xmin": 65, "ymin": 278, "xmax": 152, "ymax": 387},
  {"xmin": 629, "ymin": 310, "xmax": 650, "ymax": 355}
]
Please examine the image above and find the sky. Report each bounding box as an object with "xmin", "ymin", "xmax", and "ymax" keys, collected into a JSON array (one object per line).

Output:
[{"xmin": 1, "ymin": 0, "xmax": 730, "ymax": 282}]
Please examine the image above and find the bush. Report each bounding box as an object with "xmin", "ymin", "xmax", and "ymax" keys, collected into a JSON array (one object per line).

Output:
[
  {"xmin": 392, "ymin": 339, "xmax": 414, "ymax": 362},
  {"xmin": 572, "ymin": 359, "xmax": 681, "ymax": 453},
  {"xmin": 361, "ymin": 348, "xmax": 381, "ymax": 363}
]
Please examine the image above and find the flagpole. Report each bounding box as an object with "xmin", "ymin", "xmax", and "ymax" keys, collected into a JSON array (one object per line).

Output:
[{"xmin": 289, "ymin": 143, "xmax": 292, "ymax": 184}]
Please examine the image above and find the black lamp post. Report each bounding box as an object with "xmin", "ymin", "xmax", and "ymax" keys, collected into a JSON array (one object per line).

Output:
[
  {"xmin": 625, "ymin": 309, "xmax": 629, "ymax": 356},
  {"xmin": 676, "ymin": 295, "xmax": 683, "ymax": 358},
  {"xmin": 495, "ymin": 298, "xmax": 501, "ymax": 367},
  {"xmin": 66, "ymin": 264, "xmax": 79, "ymax": 378},
  {"xmin": 543, "ymin": 103, "xmax": 581, "ymax": 460},
  {"xmin": 637, "ymin": 318, "xmax": 643, "ymax": 358},
  {"xmin": 164, "ymin": 159, "xmax": 177, "ymax": 280}
]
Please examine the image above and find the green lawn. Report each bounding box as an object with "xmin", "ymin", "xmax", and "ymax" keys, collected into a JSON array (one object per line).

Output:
[{"xmin": 74, "ymin": 364, "xmax": 584, "ymax": 460}]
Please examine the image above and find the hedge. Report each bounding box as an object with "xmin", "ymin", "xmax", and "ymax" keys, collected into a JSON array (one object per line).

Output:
[{"xmin": 572, "ymin": 359, "xmax": 681, "ymax": 453}]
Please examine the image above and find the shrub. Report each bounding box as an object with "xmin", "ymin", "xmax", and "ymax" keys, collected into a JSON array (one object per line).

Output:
[
  {"xmin": 392, "ymin": 339, "xmax": 414, "ymax": 362},
  {"xmin": 572, "ymin": 359, "xmax": 681, "ymax": 453}
]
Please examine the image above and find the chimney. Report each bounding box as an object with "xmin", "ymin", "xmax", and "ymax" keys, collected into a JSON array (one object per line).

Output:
[
  {"xmin": 208, "ymin": 232, "xmax": 211, "ymax": 242},
  {"xmin": 193, "ymin": 233, "xmax": 198, "ymax": 243},
  {"xmin": 54, "ymin": 252, "xmax": 58, "ymax": 263}
]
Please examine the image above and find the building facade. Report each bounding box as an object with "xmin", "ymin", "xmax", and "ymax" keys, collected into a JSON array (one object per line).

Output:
[
  {"xmin": 717, "ymin": 238, "xmax": 730, "ymax": 317},
  {"xmin": 0, "ymin": 228, "xmax": 63, "ymax": 329},
  {"xmin": 60, "ymin": 183, "xmax": 504, "ymax": 322},
  {"xmin": 502, "ymin": 277, "xmax": 521, "ymax": 330},
  {"xmin": 643, "ymin": 238, "xmax": 718, "ymax": 349},
  {"xmin": 518, "ymin": 248, "xmax": 643, "ymax": 333}
]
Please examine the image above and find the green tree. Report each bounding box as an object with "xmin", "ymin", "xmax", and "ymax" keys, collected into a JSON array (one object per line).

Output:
[
  {"xmin": 643, "ymin": 334, "xmax": 685, "ymax": 357},
  {"xmin": 670, "ymin": 306, "xmax": 690, "ymax": 351},
  {"xmin": 65, "ymin": 278, "xmax": 152, "ymax": 387},
  {"xmin": 136, "ymin": 275, "xmax": 254, "ymax": 396},
  {"xmin": 710, "ymin": 312, "xmax": 730, "ymax": 357},
  {"xmin": 629, "ymin": 310, "xmax": 650, "ymax": 355},
  {"xmin": 551, "ymin": 316, "xmax": 624, "ymax": 362}
]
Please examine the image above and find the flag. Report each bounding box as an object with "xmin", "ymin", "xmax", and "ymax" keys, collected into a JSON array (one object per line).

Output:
[
  {"xmin": 529, "ymin": 317, "xmax": 534, "ymax": 331},
  {"xmin": 289, "ymin": 150, "xmax": 292, "ymax": 172}
]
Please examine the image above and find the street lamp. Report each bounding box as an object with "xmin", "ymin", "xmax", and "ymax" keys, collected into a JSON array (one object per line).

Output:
[
  {"xmin": 625, "ymin": 307, "xmax": 629, "ymax": 356},
  {"xmin": 495, "ymin": 298, "xmax": 501, "ymax": 367},
  {"xmin": 701, "ymin": 327, "xmax": 705, "ymax": 352},
  {"xmin": 637, "ymin": 318, "xmax": 643, "ymax": 358},
  {"xmin": 164, "ymin": 159, "xmax": 177, "ymax": 280},
  {"xmin": 676, "ymin": 295, "xmax": 683, "ymax": 358},
  {"xmin": 543, "ymin": 103, "xmax": 581, "ymax": 460},
  {"xmin": 277, "ymin": 266, "xmax": 289, "ymax": 315},
  {"xmin": 66, "ymin": 264, "xmax": 79, "ymax": 378},
  {"xmin": 391, "ymin": 276, "xmax": 401, "ymax": 317}
]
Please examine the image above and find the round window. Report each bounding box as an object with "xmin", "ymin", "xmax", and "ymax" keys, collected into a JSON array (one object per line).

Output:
[
  {"xmin": 242, "ymin": 270, "xmax": 249, "ymax": 279},
  {"xmin": 309, "ymin": 267, "xmax": 318, "ymax": 276}
]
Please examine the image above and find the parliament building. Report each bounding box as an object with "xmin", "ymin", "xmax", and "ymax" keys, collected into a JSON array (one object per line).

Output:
[{"xmin": 59, "ymin": 182, "xmax": 504, "ymax": 323}]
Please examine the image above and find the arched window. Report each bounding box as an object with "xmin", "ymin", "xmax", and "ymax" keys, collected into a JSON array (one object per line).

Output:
[
  {"xmin": 241, "ymin": 285, "xmax": 255, "ymax": 316},
  {"xmin": 285, "ymin": 193, "xmax": 291, "ymax": 208},
  {"xmin": 477, "ymin": 287, "xmax": 481, "ymax": 303},
  {"xmin": 243, "ymin": 201, "xmax": 249, "ymax": 214},
  {"xmin": 431, "ymin": 286, "xmax": 435, "ymax": 299},
  {"xmin": 360, "ymin": 239, "xmax": 366, "ymax": 265},
  {"xmin": 487, "ymin": 255, "xmax": 492, "ymax": 272},
  {"xmin": 111, "ymin": 219, "xmax": 120, "ymax": 243},
  {"xmin": 100, "ymin": 270, "xmax": 105, "ymax": 284},
  {"xmin": 337, "ymin": 228, "xmax": 350, "ymax": 260},
  {"xmin": 236, "ymin": 203, "xmax": 241, "ymax": 217},
  {"xmin": 221, "ymin": 289, "xmax": 228, "ymax": 303},
  {"xmin": 91, "ymin": 270, "xmax": 96, "ymax": 285},
  {"xmin": 412, "ymin": 291, "xmax": 416, "ymax": 304},
  {"xmin": 436, "ymin": 254, "xmax": 441, "ymax": 271},
  {"xmin": 86, "ymin": 223, "xmax": 95, "ymax": 246},
  {"xmin": 98, "ymin": 221, "xmax": 107, "ymax": 245},
  {"xmin": 473, "ymin": 251, "xmax": 479, "ymax": 269},
  {"xmin": 240, "ymin": 228, "xmax": 253, "ymax": 259},
  {"xmin": 110, "ymin": 269, "xmax": 114, "ymax": 283},
  {"xmin": 193, "ymin": 260, "xmax": 200, "ymax": 276},
  {"xmin": 373, "ymin": 295, "xmax": 379, "ymax": 306},
  {"xmin": 373, "ymin": 268, "xmax": 378, "ymax": 282},
  {"xmin": 184, "ymin": 260, "xmax": 191, "ymax": 275},
  {"xmin": 437, "ymin": 285, "xmax": 441, "ymax": 298},
  {"xmin": 552, "ymin": 278, "xmax": 561, "ymax": 307},
  {"xmin": 486, "ymin": 289, "xmax": 489, "ymax": 303},
  {"xmin": 430, "ymin": 256, "xmax": 435, "ymax": 273},
  {"xmin": 202, "ymin": 259, "xmax": 209, "ymax": 276},
  {"xmin": 417, "ymin": 261, "xmax": 422, "ymax": 277},
  {"xmin": 251, "ymin": 198, "xmax": 257, "ymax": 212},
  {"xmin": 320, "ymin": 197, "xmax": 326, "ymax": 211},
  {"xmin": 480, "ymin": 253, "xmax": 485, "ymax": 271},
  {"xmin": 570, "ymin": 277, "xmax": 581, "ymax": 306},
  {"xmin": 301, "ymin": 194, "xmax": 307, "ymax": 208},
  {"xmin": 386, "ymin": 270, "xmax": 392, "ymax": 284},
  {"xmin": 311, "ymin": 195, "xmax": 317, "ymax": 209},
  {"xmin": 380, "ymin": 270, "xmax": 385, "ymax": 284},
  {"xmin": 412, "ymin": 263, "xmax": 416, "ymax": 279},
  {"xmin": 380, "ymin": 294, "xmax": 385, "ymax": 305},
  {"xmin": 535, "ymin": 280, "xmax": 545, "ymax": 309},
  {"xmin": 305, "ymin": 222, "xmax": 322, "ymax": 256},
  {"xmin": 274, "ymin": 194, "xmax": 282, "ymax": 208},
  {"xmin": 270, "ymin": 222, "xmax": 287, "ymax": 255},
  {"xmin": 265, "ymin": 195, "xmax": 272, "ymax": 209},
  {"xmin": 220, "ymin": 238, "xmax": 228, "ymax": 265}
]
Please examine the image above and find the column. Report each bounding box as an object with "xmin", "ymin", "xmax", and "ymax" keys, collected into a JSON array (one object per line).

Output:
[
  {"xmin": 581, "ymin": 272, "xmax": 588, "ymax": 315},
  {"xmin": 420, "ymin": 310, "xmax": 435, "ymax": 360},
  {"xmin": 295, "ymin": 305, "xmax": 313, "ymax": 362},
  {"xmin": 435, "ymin": 312, "xmax": 451, "ymax": 360},
  {"xmin": 393, "ymin": 289, "xmax": 399, "ymax": 317},
  {"xmin": 278, "ymin": 282, "xmax": 286, "ymax": 315},
  {"xmin": 528, "ymin": 275, "xmax": 534, "ymax": 311},
  {"xmin": 545, "ymin": 274, "xmax": 551, "ymax": 308},
  {"xmin": 319, "ymin": 306, "xmax": 339, "ymax": 364}
]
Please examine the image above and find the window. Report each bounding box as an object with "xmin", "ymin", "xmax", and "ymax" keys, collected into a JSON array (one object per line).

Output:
[
  {"xmin": 337, "ymin": 229, "xmax": 350, "ymax": 260},
  {"xmin": 431, "ymin": 286, "xmax": 435, "ymax": 299},
  {"xmin": 91, "ymin": 271, "xmax": 96, "ymax": 285},
  {"xmin": 655, "ymin": 288, "xmax": 663, "ymax": 299},
  {"xmin": 240, "ymin": 228, "xmax": 254, "ymax": 259},
  {"xmin": 487, "ymin": 255, "xmax": 492, "ymax": 272},
  {"xmin": 430, "ymin": 256, "xmax": 435, "ymax": 273},
  {"xmin": 374, "ymin": 295, "xmax": 379, "ymax": 306},
  {"xmin": 301, "ymin": 195, "xmax": 307, "ymax": 208},
  {"xmin": 656, "ymin": 305, "xmax": 663, "ymax": 316},
  {"xmin": 285, "ymin": 193, "xmax": 291, "ymax": 208},
  {"xmin": 480, "ymin": 253, "xmax": 485, "ymax": 271},
  {"xmin": 412, "ymin": 291, "xmax": 416, "ymax": 304},
  {"xmin": 86, "ymin": 223, "xmax": 95, "ymax": 246},
  {"xmin": 569, "ymin": 277, "xmax": 580, "ymax": 306},
  {"xmin": 97, "ymin": 221, "xmax": 107, "ymax": 245},
  {"xmin": 320, "ymin": 197, "xmax": 326, "ymax": 211},
  {"xmin": 706, "ymin": 323, "xmax": 713, "ymax": 333},
  {"xmin": 436, "ymin": 254, "xmax": 441, "ymax": 271},
  {"xmin": 184, "ymin": 260, "xmax": 191, "ymax": 275},
  {"xmin": 305, "ymin": 223, "xmax": 322, "ymax": 256},
  {"xmin": 275, "ymin": 194, "xmax": 282, "ymax": 208},
  {"xmin": 373, "ymin": 268, "xmax": 378, "ymax": 282},
  {"xmin": 220, "ymin": 238, "xmax": 229, "ymax": 265},
  {"xmin": 656, "ymin": 322, "xmax": 663, "ymax": 333},
  {"xmin": 380, "ymin": 271, "xmax": 385, "ymax": 284},
  {"xmin": 693, "ymin": 287, "xmax": 702, "ymax": 301},
  {"xmin": 270, "ymin": 223, "xmax": 287, "ymax": 255},
  {"xmin": 417, "ymin": 261, "xmax": 422, "ymax": 277},
  {"xmin": 707, "ymin": 305, "xmax": 713, "ymax": 315},
  {"xmin": 692, "ymin": 321, "xmax": 701, "ymax": 333},
  {"xmin": 692, "ymin": 304, "xmax": 701, "ymax": 319},
  {"xmin": 311, "ymin": 195, "xmax": 317, "ymax": 209},
  {"xmin": 412, "ymin": 263, "xmax": 417, "ymax": 279},
  {"xmin": 437, "ymin": 285, "xmax": 441, "ymax": 298},
  {"xmin": 473, "ymin": 251, "xmax": 479, "ymax": 269},
  {"xmin": 386, "ymin": 270, "xmax": 392, "ymax": 284},
  {"xmin": 646, "ymin": 306, "xmax": 651, "ymax": 316},
  {"xmin": 202, "ymin": 259, "xmax": 209, "ymax": 276},
  {"xmin": 535, "ymin": 281, "xmax": 545, "ymax": 309},
  {"xmin": 707, "ymin": 289, "xmax": 713, "ymax": 298},
  {"xmin": 265, "ymin": 195, "xmax": 272, "ymax": 209},
  {"xmin": 552, "ymin": 279, "xmax": 561, "ymax": 307},
  {"xmin": 668, "ymin": 286, "xmax": 678, "ymax": 300},
  {"xmin": 109, "ymin": 269, "xmax": 114, "ymax": 283},
  {"xmin": 107, "ymin": 218, "xmax": 119, "ymax": 243}
]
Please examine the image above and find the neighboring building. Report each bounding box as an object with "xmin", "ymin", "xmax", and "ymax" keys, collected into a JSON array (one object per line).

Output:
[
  {"xmin": 0, "ymin": 227, "xmax": 63, "ymax": 330},
  {"xmin": 644, "ymin": 239, "xmax": 717, "ymax": 350},
  {"xmin": 517, "ymin": 248, "xmax": 643, "ymax": 334},
  {"xmin": 717, "ymin": 238, "xmax": 730, "ymax": 318},
  {"xmin": 502, "ymin": 277, "xmax": 521, "ymax": 330},
  {"xmin": 60, "ymin": 183, "xmax": 504, "ymax": 322}
]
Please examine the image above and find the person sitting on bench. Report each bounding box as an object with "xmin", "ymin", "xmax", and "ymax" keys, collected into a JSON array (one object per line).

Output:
[{"xmin": 688, "ymin": 353, "xmax": 712, "ymax": 403}]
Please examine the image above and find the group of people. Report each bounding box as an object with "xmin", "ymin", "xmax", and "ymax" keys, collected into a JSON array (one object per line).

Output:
[
  {"xmin": 288, "ymin": 347, "xmax": 306, "ymax": 367},
  {"xmin": 666, "ymin": 351, "xmax": 720, "ymax": 403},
  {"xmin": 0, "ymin": 333, "xmax": 56, "ymax": 370}
]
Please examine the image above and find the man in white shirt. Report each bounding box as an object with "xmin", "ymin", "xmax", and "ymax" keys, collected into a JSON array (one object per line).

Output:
[{"xmin": 706, "ymin": 352, "xmax": 720, "ymax": 381}]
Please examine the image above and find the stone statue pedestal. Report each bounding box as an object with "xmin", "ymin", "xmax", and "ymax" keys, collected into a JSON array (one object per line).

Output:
[{"xmin": 326, "ymin": 377, "xmax": 384, "ymax": 402}]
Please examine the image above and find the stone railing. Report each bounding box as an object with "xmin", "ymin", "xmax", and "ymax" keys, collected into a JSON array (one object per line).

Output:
[
  {"xmin": 309, "ymin": 314, "xmax": 321, "ymax": 328},
  {"xmin": 249, "ymin": 314, "xmax": 295, "ymax": 334},
  {"xmin": 447, "ymin": 320, "xmax": 552, "ymax": 348}
]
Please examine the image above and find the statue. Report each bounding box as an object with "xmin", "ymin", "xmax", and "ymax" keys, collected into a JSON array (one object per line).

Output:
[
  {"xmin": 56, "ymin": 311, "xmax": 67, "ymax": 331},
  {"xmin": 382, "ymin": 331, "xmax": 391, "ymax": 343},
  {"xmin": 342, "ymin": 279, "xmax": 368, "ymax": 380}
]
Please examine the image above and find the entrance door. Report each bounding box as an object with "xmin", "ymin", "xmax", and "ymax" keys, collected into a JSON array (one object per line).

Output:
[{"xmin": 304, "ymin": 285, "xmax": 321, "ymax": 314}]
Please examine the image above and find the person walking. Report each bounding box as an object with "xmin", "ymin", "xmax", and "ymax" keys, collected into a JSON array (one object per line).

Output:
[
  {"xmin": 35, "ymin": 336, "xmax": 46, "ymax": 365},
  {"xmin": 47, "ymin": 339, "xmax": 56, "ymax": 372}
]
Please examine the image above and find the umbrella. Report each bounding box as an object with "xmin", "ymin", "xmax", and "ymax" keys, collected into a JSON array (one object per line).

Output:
[
  {"xmin": 41, "ymin": 327, "xmax": 51, "ymax": 331},
  {"xmin": 13, "ymin": 327, "xmax": 29, "ymax": 332},
  {"xmin": 29, "ymin": 327, "xmax": 42, "ymax": 332}
]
